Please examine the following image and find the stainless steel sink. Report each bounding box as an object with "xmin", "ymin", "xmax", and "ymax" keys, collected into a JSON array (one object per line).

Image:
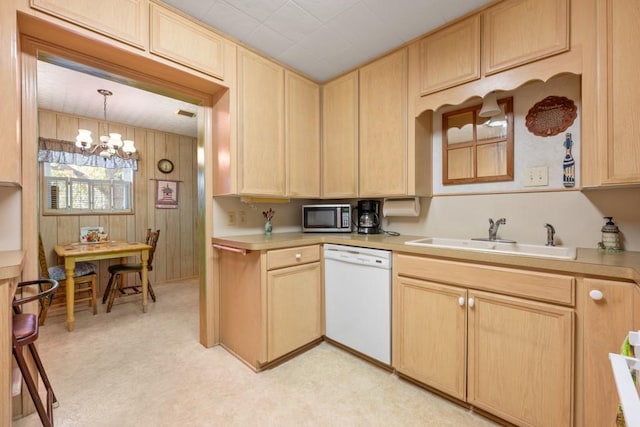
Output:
[{"xmin": 404, "ymin": 237, "xmax": 576, "ymax": 260}]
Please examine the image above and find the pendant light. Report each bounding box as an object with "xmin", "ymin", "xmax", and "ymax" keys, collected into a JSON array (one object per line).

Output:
[
  {"xmin": 478, "ymin": 91, "xmax": 501, "ymax": 118},
  {"xmin": 75, "ymin": 89, "xmax": 136, "ymax": 158}
]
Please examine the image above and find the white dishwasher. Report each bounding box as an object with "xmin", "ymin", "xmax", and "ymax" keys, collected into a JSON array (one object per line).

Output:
[{"xmin": 324, "ymin": 244, "xmax": 392, "ymax": 365}]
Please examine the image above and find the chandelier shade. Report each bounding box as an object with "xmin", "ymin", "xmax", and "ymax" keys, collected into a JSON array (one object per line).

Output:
[{"xmin": 75, "ymin": 89, "xmax": 137, "ymax": 159}]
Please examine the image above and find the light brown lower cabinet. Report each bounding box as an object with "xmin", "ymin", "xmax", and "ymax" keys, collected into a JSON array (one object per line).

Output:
[
  {"xmin": 581, "ymin": 278, "xmax": 640, "ymax": 427},
  {"xmin": 218, "ymin": 245, "xmax": 321, "ymax": 370},
  {"xmin": 393, "ymin": 277, "xmax": 467, "ymax": 400},
  {"xmin": 393, "ymin": 254, "xmax": 574, "ymax": 427},
  {"xmin": 467, "ymin": 290, "xmax": 573, "ymax": 427},
  {"xmin": 267, "ymin": 262, "xmax": 322, "ymax": 361},
  {"xmin": 218, "ymin": 245, "xmax": 638, "ymax": 425}
]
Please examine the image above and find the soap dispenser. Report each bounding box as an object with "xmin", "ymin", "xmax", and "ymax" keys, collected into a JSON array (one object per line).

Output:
[{"xmin": 599, "ymin": 216, "xmax": 622, "ymax": 251}]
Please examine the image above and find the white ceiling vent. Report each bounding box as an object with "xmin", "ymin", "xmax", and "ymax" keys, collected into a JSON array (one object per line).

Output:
[{"xmin": 176, "ymin": 109, "xmax": 196, "ymax": 118}]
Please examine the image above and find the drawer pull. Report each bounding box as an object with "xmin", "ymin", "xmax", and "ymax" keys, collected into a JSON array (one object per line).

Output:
[
  {"xmin": 295, "ymin": 253, "xmax": 302, "ymax": 260},
  {"xmin": 589, "ymin": 289, "xmax": 604, "ymax": 301},
  {"xmin": 468, "ymin": 297, "xmax": 475, "ymax": 308},
  {"xmin": 458, "ymin": 296, "xmax": 465, "ymax": 307}
]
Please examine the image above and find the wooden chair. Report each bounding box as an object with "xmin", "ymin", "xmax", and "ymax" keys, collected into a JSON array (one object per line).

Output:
[
  {"xmin": 38, "ymin": 233, "xmax": 98, "ymax": 325},
  {"xmin": 103, "ymin": 229, "xmax": 160, "ymax": 313},
  {"xmin": 13, "ymin": 279, "xmax": 59, "ymax": 427}
]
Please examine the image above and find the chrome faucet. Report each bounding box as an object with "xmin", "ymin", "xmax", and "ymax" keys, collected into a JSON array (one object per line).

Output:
[
  {"xmin": 488, "ymin": 218, "xmax": 506, "ymax": 241},
  {"xmin": 544, "ymin": 223, "xmax": 556, "ymax": 246}
]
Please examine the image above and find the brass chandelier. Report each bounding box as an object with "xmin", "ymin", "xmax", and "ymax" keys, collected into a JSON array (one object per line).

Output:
[{"xmin": 75, "ymin": 89, "xmax": 136, "ymax": 158}]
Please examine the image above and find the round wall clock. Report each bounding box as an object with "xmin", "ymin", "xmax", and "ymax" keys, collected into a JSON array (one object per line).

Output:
[{"xmin": 157, "ymin": 158, "xmax": 174, "ymax": 174}]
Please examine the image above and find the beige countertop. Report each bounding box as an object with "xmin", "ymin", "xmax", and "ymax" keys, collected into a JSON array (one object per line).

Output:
[{"xmin": 212, "ymin": 232, "xmax": 640, "ymax": 284}]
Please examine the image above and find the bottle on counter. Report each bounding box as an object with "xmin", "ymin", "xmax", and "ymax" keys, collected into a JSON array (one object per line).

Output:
[{"xmin": 599, "ymin": 216, "xmax": 622, "ymax": 252}]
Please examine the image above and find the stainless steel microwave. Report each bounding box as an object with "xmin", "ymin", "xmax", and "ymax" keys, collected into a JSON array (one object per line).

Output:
[{"xmin": 302, "ymin": 204, "xmax": 352, "ymax": 233}]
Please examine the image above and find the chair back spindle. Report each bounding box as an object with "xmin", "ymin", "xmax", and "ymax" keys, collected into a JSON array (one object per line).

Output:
[{"xmin": 145, "ymin": 229, "xmax": 161, "ymax": 271}]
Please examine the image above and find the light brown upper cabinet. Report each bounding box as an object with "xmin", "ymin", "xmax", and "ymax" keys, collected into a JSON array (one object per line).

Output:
[
  {"xmin": 215, "ymin": 52, "xmax": 318, "ymax": 198},
  {"xmin": 583, "ymin": 0, "xmax": 640, "ymax": 186},
  {"xmin": 30, "ymin": 0, "xmax": 148, "ymax": 48},
  {"xmin": 359, "ymin": 49, "xmax": 408, "ymax": 197},
  {"xmin": 322, "ymin": 70, "xmax": 359, "ymax": 198},
  {"xmin": 483, "ymin": 0, "xmax": 569, "ymax": 76},
  {"xmin": 149, "ymin": 4, "xmax": 225, "ymax": 80},
  {"xmin": 237, "ymin": 48, "xmax": 285, "ymax": 196},
  {"xmin": 285, "ymin": 71, "xmax": 320, "ymax": 198},
  {"xmin": 443, "ymin": 97, "xmax": 514, "ymax": 185},
  {"xmin": 419, "ymin": 15, "xmax": 480, "ymax": 95},
  {"xmin": 0, "ymin": 111, "xmax": 21, "ymax": 184}
]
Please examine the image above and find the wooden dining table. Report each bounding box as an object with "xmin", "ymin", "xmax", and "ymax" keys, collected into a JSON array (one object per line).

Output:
[{"xmin": 54, "ymin": 241, "xmax": 152, "ymax": 331}]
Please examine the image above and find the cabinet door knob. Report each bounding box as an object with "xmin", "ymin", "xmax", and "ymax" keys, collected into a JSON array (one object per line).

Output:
[
  {"xmin": 295, "ymin": 253, "xmax": 302, "ymax": 260},
  {"xmin": 458, "ymin": 296, "xmax": 465, "ymax": 307},
  {"xmin": 589, "ymin": 289, "xmax": 604, "ymax": 301},
  {"xmin": 468, "ymin": 297, "xmax": 475, "ymax": 308}
]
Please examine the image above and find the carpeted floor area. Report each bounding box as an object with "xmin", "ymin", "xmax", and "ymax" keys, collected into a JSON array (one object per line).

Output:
[{"xmin": 13, "ymin": 278, "xmax": 496, "ymax": 426}]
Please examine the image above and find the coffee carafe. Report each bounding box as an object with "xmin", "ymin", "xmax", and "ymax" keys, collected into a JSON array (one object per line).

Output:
[{"xmin": 357, "ymin": 200, "xmax": 381, "ymax": 234}]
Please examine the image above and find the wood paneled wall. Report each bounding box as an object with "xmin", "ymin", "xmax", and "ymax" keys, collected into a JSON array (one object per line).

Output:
[{"xmin": 37, "ymin": 109, "xmax": 198, "ymax": 295}]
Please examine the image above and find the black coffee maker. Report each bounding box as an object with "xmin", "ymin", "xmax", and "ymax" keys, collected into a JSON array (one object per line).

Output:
[{"xmin": 357, "ymin": 200, "xmax": 381, "ymax": 234}]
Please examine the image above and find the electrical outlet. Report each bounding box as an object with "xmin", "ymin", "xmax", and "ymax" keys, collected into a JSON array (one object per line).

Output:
[
  {"xmin": 227, "ymin": 211, "xmax": 236, "ymax": 226},
  {"xmin": 523, "ymin": 166, "xmax": 549, "ymax": 187},
  {"xmin": 238, "ymin": 210, "xmax": 246, "ymax": 225}
]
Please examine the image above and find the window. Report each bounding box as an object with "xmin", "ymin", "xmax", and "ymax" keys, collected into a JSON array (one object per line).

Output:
[
  {"xmin": 442, "ymin": 97, "xmax": 514, "ymax": 185},
  {"xmin": 42, "ymin": 163, "xmax": 134, "ymax": 215}
]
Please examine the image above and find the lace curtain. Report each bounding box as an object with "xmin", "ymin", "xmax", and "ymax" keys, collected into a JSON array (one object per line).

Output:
[{"xmin": 37, "ymin": 137, "xmax": 139, "ymax": 170}]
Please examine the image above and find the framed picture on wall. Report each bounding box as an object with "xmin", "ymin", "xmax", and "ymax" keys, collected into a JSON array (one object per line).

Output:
[{"xmin": 155, "ymin": 180, "xmax": 179, "ymax": 209}]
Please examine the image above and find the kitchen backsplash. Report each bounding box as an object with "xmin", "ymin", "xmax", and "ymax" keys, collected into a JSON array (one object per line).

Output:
[
  {"xmin": 383, "ymin": 188, "xmax": 640, "ymax": 252},
  {"xmin": 0, "ymin": 187, "xmax": 21, "ymax": 251},
  {"xmin": 214, "ymin": 188, "xmax": 640, "ymax": 252}
]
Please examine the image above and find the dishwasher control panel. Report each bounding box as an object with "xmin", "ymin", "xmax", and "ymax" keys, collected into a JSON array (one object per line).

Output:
[{"xmin": 324, "ymin": 244, "xmax": 391, "ymax": 269}]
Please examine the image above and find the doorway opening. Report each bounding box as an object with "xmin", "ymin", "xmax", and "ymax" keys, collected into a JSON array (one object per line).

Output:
[{"xmin": 19, "ymin": 16, "xmax": 225, "ymax": 350}]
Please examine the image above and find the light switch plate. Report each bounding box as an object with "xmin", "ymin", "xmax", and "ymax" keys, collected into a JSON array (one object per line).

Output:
[
  {"xmin": 524, "ymin": 167, "xmax": 549, "ymax": 187},
  {"xmin": 227, "ymin": 211, "xmax": 236, "ymax": 225}
]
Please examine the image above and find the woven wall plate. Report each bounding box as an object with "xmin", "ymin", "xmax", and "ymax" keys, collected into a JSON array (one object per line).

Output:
[{"xmin": 525, "ymin": 96, "xmax": 577, "ymax": 137}]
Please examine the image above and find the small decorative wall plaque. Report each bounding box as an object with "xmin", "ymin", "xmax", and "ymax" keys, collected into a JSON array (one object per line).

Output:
[
  {"xmin": 562, "ymin": 133, "xmax": 575, "ymax": 187},
  {"xmin": 155, "ymin": 180, "xmax": 179, "ymax": 208},
  {"xmin": 525, "ymin": 96, "xmax": 577, "ymax": 137}
]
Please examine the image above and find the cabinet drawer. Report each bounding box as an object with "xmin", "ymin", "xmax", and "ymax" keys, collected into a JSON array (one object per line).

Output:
[
  {"xmin": 395, "ymin": 254, "xmax": 574, "ymax": 305},
  {"xmin": 267, "ymin": 245, "xmax": 320, "ymax": 270}
]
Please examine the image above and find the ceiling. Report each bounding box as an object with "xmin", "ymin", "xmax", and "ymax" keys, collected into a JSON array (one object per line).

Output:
[
  {"xmin": 37, "ymin": 0, "xmax": 491, "ymax": 138},
  {"xmin": 162, "ymin": 0, "xmax": 491, "ymax": 82},
  {"xmin": 37, "ymin": 60, "xmax": 201, "ymax": 137}
]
